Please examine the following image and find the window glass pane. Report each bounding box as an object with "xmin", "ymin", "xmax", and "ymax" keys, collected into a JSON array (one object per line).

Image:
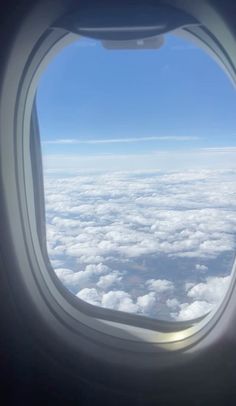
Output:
[{"xmin": 37, "ymin": 33, "xmax": 236, "ymax": 321}]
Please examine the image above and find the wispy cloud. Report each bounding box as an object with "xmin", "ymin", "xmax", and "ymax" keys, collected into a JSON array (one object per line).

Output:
[
  {"xmin": 43, "ymin": 135, "xmax": 200, "ymax": 145},
  {"xmin": 200, "ymin": 147, "xmax": 236, "ymax": 153}
]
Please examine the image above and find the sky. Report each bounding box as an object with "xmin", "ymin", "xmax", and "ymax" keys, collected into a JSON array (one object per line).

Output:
[
  {"xmin": 36, "ymin": 33, "xmax": 236, "ymax": 321},
  {"xmin": 37, "ymin": 33, "xmax": 236, "ymax": 172}
]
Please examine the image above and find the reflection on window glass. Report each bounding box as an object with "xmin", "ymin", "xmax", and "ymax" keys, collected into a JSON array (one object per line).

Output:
[{"xmin": 37, "ymin": 33, "xmax": 236, "ymax": 321}]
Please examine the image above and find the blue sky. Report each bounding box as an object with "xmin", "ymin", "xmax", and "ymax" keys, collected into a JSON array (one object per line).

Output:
[{"xmin": 36, "ymin": 33, "xmax": 236, "ymax": 171}]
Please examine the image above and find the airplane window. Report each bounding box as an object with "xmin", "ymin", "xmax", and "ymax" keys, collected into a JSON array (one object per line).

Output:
[{"xmin": 36, "ymin": 33, "xmax": 236, "ymax": 322}]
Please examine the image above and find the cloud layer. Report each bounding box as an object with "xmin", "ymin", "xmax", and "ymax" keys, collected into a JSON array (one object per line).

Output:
[{"xmin": 45, "ymin": 169, "xmax": 236, "ymax": 321}]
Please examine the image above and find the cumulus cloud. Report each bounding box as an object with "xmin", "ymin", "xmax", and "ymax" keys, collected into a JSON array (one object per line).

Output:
[
  {"xmin": 166, "ymin": 298, "xmax": 180, "ymax": 309},
  {"xmin": 146, "ymin": 279, "xmax": 174, "ymax": 293},
  {"xmin": 76, "ymin": 288, "xmax": 101, "ymax": 306},
  {"xmin": 97, "ymin": 271, "xmax": 123, "ymax": 290},
  {"xmin": 101, "ymin": 290, "xmax": 139, "ymax": 313},
  {"xmin": 55, "ymin": 263, "xmax": 109, "ymax": 291},
  {"xmin": 172, "ymin": 275, "xmax": 231, "ymax": 321},
  {"xmin": 45, "ymin": 169, "xmax": 236, "ymax": 321},
  {"xmin": 76, "ymin": 288, "xmax": 159, "ymax": 316},
  {"xmin": 173, "ymin": 300, "xmax": 214, "ymax": 321},
  {"xmin": 195, "ymin": 264, "xmax": 208, "ymax": 271},
  {"xmin": 187, "ymin": 276, "xmax": 230, "ymax": 303},
  {"xmin": 137, "ymin": 292, "xmax": 157, "ymax": 315}
]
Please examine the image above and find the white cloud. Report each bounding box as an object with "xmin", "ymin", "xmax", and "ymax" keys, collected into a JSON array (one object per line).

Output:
[
  {"xmin": 76, "ymin": 288, "xmax": 101, "ymax": 306},
  {"xmin": 187, "ymin": 276, "xmax": 231, "ymax": 303},
  {"xmin": 101, "ymin": 291, "xmax": 139, "ymax": 313},
  {"xmin": 43, "ymin": 135, "xmax": 200, "ymax": 145},
  {"xmin": 137, "ymin": 292, "xmax": 157, "ymax": 315},
  {"xmin": 172, "ymin": 275, "xmax": 231, "ymax": 321},
  {"xmin": 185, "ymin": 282, "xmax": 195, "ymax": 291},
  {"xmin": 54, "ymin": 263, "xmax": 109, "ymax": 290},
  {"xmin": 97, "ymin": 271, "xmax": 123, "ymax": 290},
  {"xmin": 46, "ymin": 170, "xmax": 236, "ymax": 264},
  {"xmin": 173, "ymin": 300, "xmax": 214, "ymax": 321},
  {"xmin": 195, "ymin": 264, "xmax": 208, "ymax": 271},
  {"xmin": 45, "ymin": 169, "xmax": 236, "ymax": 320},
  {"xmin": 75, "ymin": 288, "xmax": 159, "ymax": 316},
  {"xmin": 166, "ymin": 298, "xmax": 180, "ymax": 309},
  {"xmin": 76, "ymin": 255, "xmax": 105, "ymax": 264},
  {"xmin": 146, "ymin": 279, "xmax": 174, "ymax": 293}
]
